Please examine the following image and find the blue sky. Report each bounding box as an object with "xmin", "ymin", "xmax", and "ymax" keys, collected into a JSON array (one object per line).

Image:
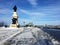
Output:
[{"xmin": 0, "ymin": 0, "xmax": 60, "ymax": 25}]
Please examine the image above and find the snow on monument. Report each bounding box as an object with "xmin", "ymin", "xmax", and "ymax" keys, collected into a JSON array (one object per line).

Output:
[{"xmin": 10, "ymin": 6, "xmax": 19, "ymax": 28}]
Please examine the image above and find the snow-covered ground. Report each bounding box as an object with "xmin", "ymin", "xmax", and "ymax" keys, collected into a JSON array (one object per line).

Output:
[
  {"xmin": 0, "ymin": 27, "xmax": 60, "ymax": 45},
  {"xmin": 0, "ymin": 28, "xmax": 24, "ymax": 42}
]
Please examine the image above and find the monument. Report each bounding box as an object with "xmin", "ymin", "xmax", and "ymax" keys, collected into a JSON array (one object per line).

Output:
[{"xmin": 10, "ymin": 6, "xmax": 19, "ymax": 28}]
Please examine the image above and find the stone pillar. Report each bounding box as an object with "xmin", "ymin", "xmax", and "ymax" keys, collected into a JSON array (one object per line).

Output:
[{"xmin": 10, "ymin": 6, "xmax": 19, "ymax": 28}]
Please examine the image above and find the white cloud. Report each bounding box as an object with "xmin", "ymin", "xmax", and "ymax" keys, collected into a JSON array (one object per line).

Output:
[
  {"xmin": 18, "ymin": 5, "xmax": 60, "ymax": 25},
  {"xmin": 0, "ymin": 9, "xmax": 12, "ymax": 15},
  {"xmin": 20, "ymin": 9, "xmax": 29, "ymax": 14},
  {"xmin": 19, "ymin": 6, "xmax": 60, "ymax": 19},
  {"xmin": 19, "ymin": 9, "xmax": 47, "ymax": 22},
  {"xmin": 27, "ymin": 0, "xmax": 38, "ymax": 6},
  {"xmin": 20, "ymin": 9, "xmax": 45, "ymax": 16}
]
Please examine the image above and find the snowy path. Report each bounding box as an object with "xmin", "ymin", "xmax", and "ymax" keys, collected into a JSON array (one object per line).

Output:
[
  {"xmin": 0, "ymin": 28, "xmax": 24, "ymax": 44},
  {"xmin": 0, "ymin": 27, "xmax": 58, "ymax": 45}
]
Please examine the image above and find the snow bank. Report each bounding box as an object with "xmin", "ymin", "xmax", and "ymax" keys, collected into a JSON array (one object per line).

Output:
[{"xmin": 0, "ymin": 27, "xmax": 59, "ymax": 45}]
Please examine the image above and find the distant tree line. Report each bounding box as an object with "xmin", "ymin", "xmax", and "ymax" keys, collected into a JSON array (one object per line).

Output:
[
  {"xmin": 0, "ymin": 22, "xmax": 4, "ymax": 27},
  {"xmin": 0, "ymin": 22, "xmax": 8, "ymax": 27}
]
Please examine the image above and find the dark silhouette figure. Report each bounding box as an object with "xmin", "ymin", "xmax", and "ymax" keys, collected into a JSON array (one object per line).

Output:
[
  {"xmin": 12, "ymin": 18, "xmax": 17, "ymax": 24},
  {"xmin": 13, "ymin": 5, "xmax": 17, "ymax": 12}
]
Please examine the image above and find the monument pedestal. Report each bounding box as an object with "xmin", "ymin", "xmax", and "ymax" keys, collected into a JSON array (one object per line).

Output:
[{"xmin": 10, "ymin": 24, "xmax": 18, "ymax": 28}]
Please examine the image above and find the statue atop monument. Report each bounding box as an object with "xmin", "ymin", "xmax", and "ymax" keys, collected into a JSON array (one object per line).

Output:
[{"xmin": 13, "ymin": 5, "xmax": 17, "ymax": 12}]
